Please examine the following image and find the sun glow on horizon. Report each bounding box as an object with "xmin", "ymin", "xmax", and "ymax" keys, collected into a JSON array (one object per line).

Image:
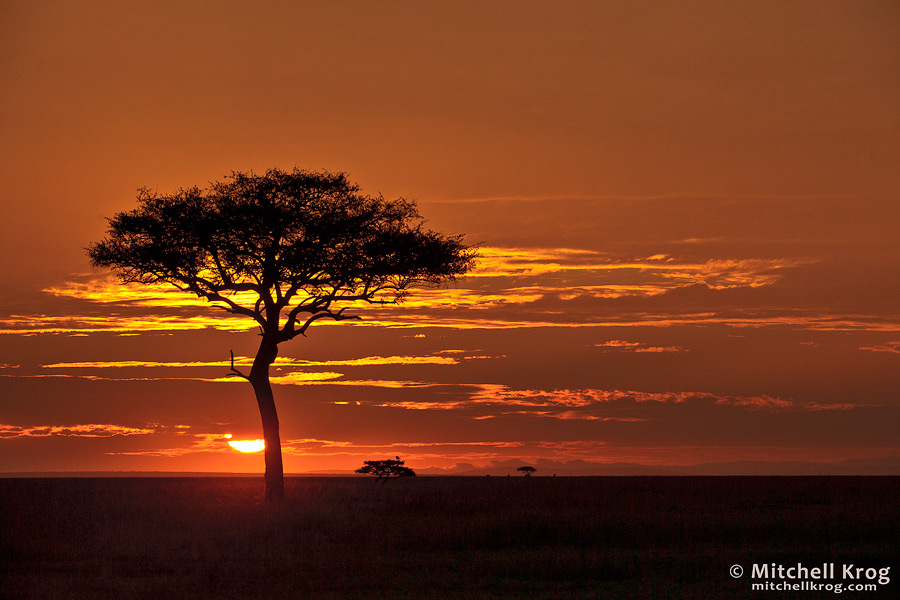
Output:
[{"xmin": 227, "ymin": 439, "xmax": 265, "ymax": 453}]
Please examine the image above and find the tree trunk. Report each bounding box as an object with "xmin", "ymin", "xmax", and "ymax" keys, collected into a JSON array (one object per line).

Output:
[{"xmin": 250, "ymin": 336, "xmax": 284, "ymax": 502}]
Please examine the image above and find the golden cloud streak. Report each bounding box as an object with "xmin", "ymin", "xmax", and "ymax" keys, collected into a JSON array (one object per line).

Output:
[
  {"xmin": 347, "ymin": 313, "xmax": 900, "ymax": 332},
  {"xmin": 372, "ymin": 385, "xmax": 873, "ymax": 415},
  {"xmin": 374, "ymin": 401, "xmax": 470, "ymax": 411},
  {"xmin": 105, "ymin": 431, "xmax": 243, "ymax": 457},
  {"xmin": 48, "ymin": 248, "xmax": 805, "ymax": 309},
  {"xmin": 595, "ymin": 340, "xmax": 689, "ymax": 353},
  {"xmin": 0, "ymin": 314, "xmax": 252, "ymax": 335},
  {"xmin": 470, "ymin": 247, "xmax": 808, "ymax": 288},
  {"xmin": 301, "ymin": 378, "xmax": 440, "ymax": 388},
  {"xmin": 277, "ymin": 355, "xmax": 458, "ymax": 366},
  {"xmin": 44, "ymin": 276, "xmax": 259, "ymax": 309},
  {"xmin": 200, "ymin": 372, "xmax": 344, "ymax": 385},
  {"xmin": 6, "ymin": 311, "xmax": 898, "ymax": 335},
  {"xmin": 14, "ymin": 248, "xmax": 895, "ymax": 336},
  {"xmin": 41, "ymin": 359, "xmax": 250, "ymax": 369},
  {"xmin": 267, "ymin": 371, "xmax": 344, "ymax": 385},
  {"xmin": 40, "ymin": 354, "xmax": 459, "ymax": 369},
  {"xmin": 2, "ymin": 370, "xmax": 441, "ymax": 389},
  {"xmin": 0, "ymin": 423, "xmax": 155, "ymax": 438}
]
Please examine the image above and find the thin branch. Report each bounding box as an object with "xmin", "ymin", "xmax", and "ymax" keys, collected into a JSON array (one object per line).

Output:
[
  {"xmin": 229, "ymin": 350, "xmax": 249, "ymax": 380},
  {"xmin": 290, "ymin": 307, "xmax": 360, "ymax": 341},
  {"xmin": 208, "ymin": 246, "xmax": 232, "ymax": 286},
  {"xmin": 280, "ymin": 295, "xmax": 329, "ymax": 339},
  {"xmin": 282, "ymin": 282, "xmax": 302, "ymax": 306},
  {"xmin": 193, "ymin": 274, "xmax": 259, "ymax": 295},
  {"xmin": 185, "ymin": 279, "xmax": 266, "ymax": 328}
]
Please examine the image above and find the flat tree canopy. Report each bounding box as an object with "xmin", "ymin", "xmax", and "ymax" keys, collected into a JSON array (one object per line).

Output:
[
  {"xmin": 89, "ymin": 169, "xmax": 473, "ymax": 337},
  {"xmin": 356, "ymin": 456, "xmax": 416, "ymax": 483},
  {"xmin": 88, "ymin": 168, "xmax": 475, "ymax": 501}
]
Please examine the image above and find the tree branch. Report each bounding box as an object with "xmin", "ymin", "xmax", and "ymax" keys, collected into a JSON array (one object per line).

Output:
[
  {"xmin": 228, "ymin": 350, "xmax": 249, "ymax": 380},
  {"xmin": 190, "ymin": 285, "xmax": 267, "ymax": 329},
  {"xmin": 208, "ymin": 246, "xmax": 232, "ymax": 286},
  {"xmin": 280, "ymin": 295, "xmax": 329, "ymax": 340},
  {"xmin": 178, "ymin": 275, "xmax": 267, "ymax": 328},
  {"xmin": 280, "ymin": 307, "xmax": 360, "ymax": 342}
]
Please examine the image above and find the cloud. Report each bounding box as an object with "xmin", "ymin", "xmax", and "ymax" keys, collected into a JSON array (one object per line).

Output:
[
  {"xmin": 27, "ymin": 352, "xmax": 477, "ymax": 390},
  {"xmin": 2, "ymin": 369, "xmax": 443, "ymax": 390},
  {"xmin": 312, "ymin": 312, "xmax": 900, "ymax": 331},
  {"xmin": 280, "ymin": 355, "xmax": 460, "ymax": 366},
  {"xmin": 635, "ymin": 346, "xmax": 689, "ymax": 353},
  {"xmin": 40, "ymin": 353, "xmax": 461, "ymax": 370},
  {"xmin": 0, "ymin": 314, "xmax": 251, "ymax": 335},
  {"xmin": 6, "ymin": 310, "xmax": 897, "ymax": 336},
  {"xmin": 266, "ymin": 371, "xmax": 345, "ymax": 385},
  {"xmin": 494, "ymin": 410, "xmax": 645, "ymax": 422},
  {"xmin": 716, "ymin": 396, "xmax": 863, "ymax": 411},
  {"xmin": 34, "ymin": 246, "xmax": 804, "ymax": 312},
  {"xmin": 595, "ymin": 340, "xmax": 689, "ymax": 353},
  {"xmin": 469, "ymin": 247, "xmax": 807, "ymax": 289},
  {"xmin": 860, "ymin": 341, "xmax": 900, "ymax": 354},
  {"xmin": 373, "ymin": 400, "xmax": 470, "ymax": 411},
  {"xmin": 431, "ymin": 192, "xmax": 868, "ymax": 205},
  {"xmin": 8, "ymin": 246, "xmax": 896, "ymax": 337},
  {"xmin": 374, "ymin": 384, "xmax": 872, "ymax": 418},
  {"xmin": 104, "ymin": 431, "xmax": 244, "ymax": 457},
  {"xmin": 44, "ymin": 275, "xmax": 258, "ymax": 309},
  {"xmin": 40, "ymin": 359, "xmax": 248, "ymax": 369},
  {"xmin": 0, "ymin": 423, "xmax": 155, "ymax": 438},
  {"xmin": 595, "ymin": 340, "xmax": 641, "ymax": 348}
]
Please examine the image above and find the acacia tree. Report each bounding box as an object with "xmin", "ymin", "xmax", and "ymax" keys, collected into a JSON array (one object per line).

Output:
[
  {"xmin": 88, "ymin": 168, "xmax": 475, "ymax": 501},
  {"xmin": 356, "ymin": 456, "xmax": 416, "ymax": 483},
  {"xmin": 517, "ymin": 466, "xmax": 536, "ymax": 477}
]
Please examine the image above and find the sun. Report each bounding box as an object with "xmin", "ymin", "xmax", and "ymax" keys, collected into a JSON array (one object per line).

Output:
[{"xmin": 228, "ymin": 439, "xmax": 265, "ymax": 453}]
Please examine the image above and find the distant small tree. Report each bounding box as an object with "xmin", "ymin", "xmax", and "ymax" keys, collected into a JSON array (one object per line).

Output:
[
  {"xmin": 517, "ymin": 465, "xmax": 536, "ymax": 477},
  {"xmin": 356, "ymin": 456, "xmax": 416, "ymax": 483}
]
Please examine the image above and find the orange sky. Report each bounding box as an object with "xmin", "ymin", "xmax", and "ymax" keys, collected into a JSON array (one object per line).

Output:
[{"xmin": 1, "ymin": 1, "xmax": 898, "ymax": 474}]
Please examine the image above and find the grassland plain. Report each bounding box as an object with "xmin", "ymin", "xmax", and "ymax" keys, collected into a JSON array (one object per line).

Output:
[{"xmin": 1, "ymin": 476, "xmax": 897, "ymax": 599}]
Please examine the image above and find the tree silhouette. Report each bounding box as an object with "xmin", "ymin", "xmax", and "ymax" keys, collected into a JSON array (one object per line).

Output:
[
  {"xmin": 517, "ymin": 466, "xmax": 536, "ymax": 476},
  {"xmin": 87, "ymin": 168, "xmax": 475, "ymax": 501},
  {"xmin": 356, "ymin": 456, "xmax": 416, "ymax": 483}
]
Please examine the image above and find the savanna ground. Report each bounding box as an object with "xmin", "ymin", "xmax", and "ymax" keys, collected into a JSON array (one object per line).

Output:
[{"xmin": 1, "ymin": 476, "xmax": 897, "ymax": 599}]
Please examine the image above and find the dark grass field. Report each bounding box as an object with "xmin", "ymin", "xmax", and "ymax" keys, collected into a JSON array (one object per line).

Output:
[{"xmin": 1, "ymin": 476, "xmax": 897, "ymax": 599}]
